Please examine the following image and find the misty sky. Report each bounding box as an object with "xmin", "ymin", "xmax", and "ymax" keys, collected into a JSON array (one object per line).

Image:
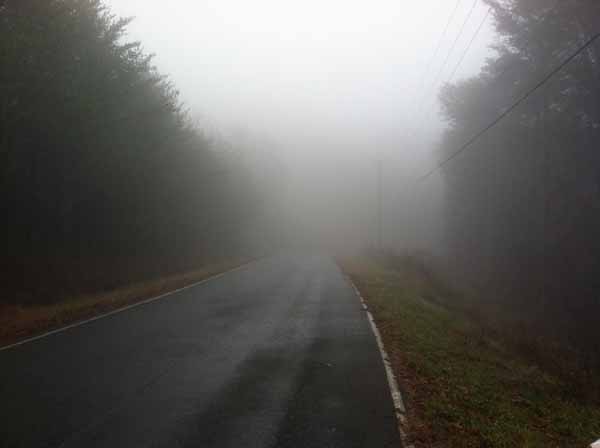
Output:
[
  {"xmin": 105, "ymin": 0, "xmax": 495, "ymax": 163},
  {"xmin": 104, "ymin": 0, "xmax": 497, "ymax": 248}
]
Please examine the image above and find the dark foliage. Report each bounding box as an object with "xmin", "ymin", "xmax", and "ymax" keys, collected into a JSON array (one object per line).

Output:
[
  {"xmin": 438, "ymin": 0, "xmax": 600, "ymax": 370},
  {"xmin": 0, "ymin": 0, "xmax": 269, "ymax": 304}
]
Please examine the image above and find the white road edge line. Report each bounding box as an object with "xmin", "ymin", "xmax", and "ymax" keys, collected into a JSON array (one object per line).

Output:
[
  {"xmin": 0, "ymin": 260, "xmax": 257, "ymax": 353},
  {"xmin": 346, "ymin": 276, "xmax": 414, "ymax": 448}
]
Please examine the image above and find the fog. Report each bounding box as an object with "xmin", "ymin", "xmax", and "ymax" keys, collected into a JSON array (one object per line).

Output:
[
  {"xmin": 105, "ymin": 0, "xmax": 496, "ymax": 252},
  {"xmin": 0, "ymin": 0, "xmax": 600, "ymax": 434}
]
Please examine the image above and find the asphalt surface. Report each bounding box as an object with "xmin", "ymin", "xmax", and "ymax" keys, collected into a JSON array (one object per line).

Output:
[{"xmin": 0, "ymin": 253, "xmax": 401, "ymax": 448}]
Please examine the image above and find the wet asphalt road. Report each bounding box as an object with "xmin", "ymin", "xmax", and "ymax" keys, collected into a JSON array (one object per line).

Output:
[{"xmin": 0, "ymin": 253, "xmax": 400, "ymax": 448}]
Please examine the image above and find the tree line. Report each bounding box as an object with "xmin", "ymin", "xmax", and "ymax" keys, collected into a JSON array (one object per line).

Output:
[
  {"xmin": 0, "ymin": 0, "xmax": 276, "ymax": 304},
  {"xmin": 438, "ymin": 0, "xmax": 600, "ymax": 371}
]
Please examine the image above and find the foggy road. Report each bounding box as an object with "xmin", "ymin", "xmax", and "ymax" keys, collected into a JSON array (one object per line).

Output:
[{"xmin": 0, "ymin": 254, "xmax": 400, "ymax": 448}]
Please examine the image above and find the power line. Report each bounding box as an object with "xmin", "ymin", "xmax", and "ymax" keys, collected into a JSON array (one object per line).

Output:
[
  {"xmin": 425, "ymin": 0, "xmax": 560, "ymax": 114},
  {"xmin": 422, "ymin": 0, "xmax": 479, "ymax": 108},
  {"xmin": 447, "ymin": 7, "xmax": 491, "ymax": 83},
  {"xmin": 414, "ymin": 0, "xmax": 479, "ymax": 132},
  {"xmin": 418, "ymin": 0, "xmax": 462, "ymax": 90},
  {"xmin": 417, "ymin": 31, "xmax": 600, "ymax": 182}
]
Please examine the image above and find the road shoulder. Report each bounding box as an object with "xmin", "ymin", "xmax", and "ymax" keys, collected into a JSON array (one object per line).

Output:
[
  {"xmin": 0, "ymin": 258, "xmax": 255, "ymax": 350},
  {"xmin": 338, "ymin": 255, "xmax": 600, "ymax": 447}
]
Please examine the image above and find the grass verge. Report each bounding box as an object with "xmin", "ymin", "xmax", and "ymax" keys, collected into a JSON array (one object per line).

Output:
[
  {"xmin": 338, "ymin": 255, "xmax": 600, "ymax": 448},
  {"xmin": 0, "ymin": 258, "xmax": 253, "ymax": 348}
]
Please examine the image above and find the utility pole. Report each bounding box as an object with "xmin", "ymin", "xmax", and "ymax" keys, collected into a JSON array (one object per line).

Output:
[{"xmin": 377, "ymin": 159, "xmax": 383, "ymax": 251}]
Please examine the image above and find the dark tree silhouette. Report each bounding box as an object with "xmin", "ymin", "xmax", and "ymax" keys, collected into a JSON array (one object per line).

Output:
[
  {"xmin": 0, "ymin": 0, "xmax": 273, "ymax": 304},
  {"xmin": 438, "ymin": 0, "xmax": 600, "ymax": 369}
]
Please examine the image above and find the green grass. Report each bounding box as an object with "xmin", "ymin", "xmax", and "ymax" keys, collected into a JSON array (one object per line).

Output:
[{"xmin": 340, "ymin": 257, "xmax": 600, "ymax": 447}]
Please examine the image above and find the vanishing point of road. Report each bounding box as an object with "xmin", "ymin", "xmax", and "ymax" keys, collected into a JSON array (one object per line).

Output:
[{"xmin": 1, "ymin": 254, "xmax": 401, "ymax": 447}]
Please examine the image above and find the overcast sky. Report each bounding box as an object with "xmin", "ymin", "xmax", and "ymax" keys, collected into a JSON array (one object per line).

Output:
[
  {"xmin": 104, "ymin": 0, "xmax": 496, "ymax": 163},
  {"xmin": 102, "ymin": 0, "xmax": 497, "ymax": 248}
]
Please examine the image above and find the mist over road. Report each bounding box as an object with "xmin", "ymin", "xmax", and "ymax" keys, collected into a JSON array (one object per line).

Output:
[{"xmin": 0, "ymin": 254, "xmax": 400, "ymax": 448}]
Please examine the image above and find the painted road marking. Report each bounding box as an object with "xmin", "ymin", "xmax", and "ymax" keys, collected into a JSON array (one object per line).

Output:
[
  {"xmin": 347, "ymin": 276, "xmax": 414, "ymax": 448},
  {"xmin": 0, "ymin": 260, "xmax": 257, "ymax": 352}
]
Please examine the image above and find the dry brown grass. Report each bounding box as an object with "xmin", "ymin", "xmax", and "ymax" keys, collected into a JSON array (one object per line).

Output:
[{"xmin": 0, "ymin": 258, "xmax": 251, "ymax": 347}]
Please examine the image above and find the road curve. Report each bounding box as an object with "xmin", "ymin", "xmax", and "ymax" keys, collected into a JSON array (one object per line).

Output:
[{"xmin": 0, "ymin": 253, "xmax": 401, "ymax": 447}]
